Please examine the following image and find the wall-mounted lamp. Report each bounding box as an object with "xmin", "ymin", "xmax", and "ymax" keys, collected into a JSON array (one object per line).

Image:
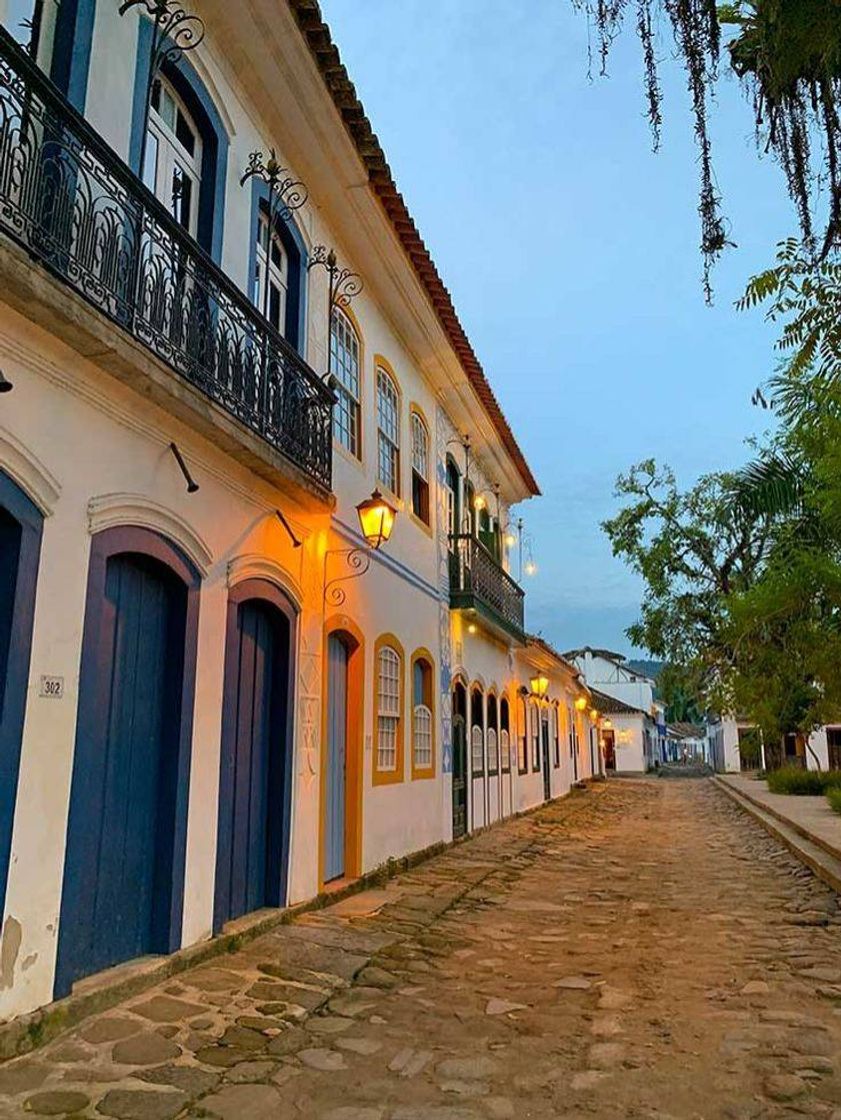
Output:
[
  {"xmin": 356, "ymin": 488, "xmax": 396, "ymax": 550},
  {"xmin": 574, "ymin": 695, "xmax": 589, "ymax": 712},
  {"xmin": 323, "ymin": 489, "xmax": 398, "ymax": 607},
  {"xmin": 169, "ymin": 442, "xmax": 199, "ymax": 493},
  {"xmin": 603, "ymin": 718, "xmax": 613, "ymax": 731},
  {"xmin": 589, "ymin": 708, "xmax": 599, "ymax": 723},
  {"xmin": 0, "ymin": 370, "xmax": 12, "ymax": 394},
  {"xmin": 529, "ymin": 674, "xmax": 549, "ymax": 699},
  {"xmin": 467, "ymin": 622, "xmax": 478, "ymax": 635}
]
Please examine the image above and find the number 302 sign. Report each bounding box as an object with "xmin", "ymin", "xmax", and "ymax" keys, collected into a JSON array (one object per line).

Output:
[{"xmin": 39, "ymin": 676, "xmax": 64, "ymax": 699}]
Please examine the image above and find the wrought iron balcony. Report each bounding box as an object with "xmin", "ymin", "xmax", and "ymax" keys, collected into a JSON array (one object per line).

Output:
[
  {"xmin": 448, "ymin": 533, "xmax": 525, "ymax": 643},
  {"xmin": 0, "ymin": 28, "xmax": 333, "ymax": 492}
]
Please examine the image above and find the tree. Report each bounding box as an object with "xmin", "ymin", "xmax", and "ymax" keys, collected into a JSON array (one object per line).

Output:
[
  {"xmin": 601, "ymin": 459, "xmax": 774, "ymax": 700},
  {"xmin": 573, "ymin": 1, "xmax": 841, "ymax": 295}
]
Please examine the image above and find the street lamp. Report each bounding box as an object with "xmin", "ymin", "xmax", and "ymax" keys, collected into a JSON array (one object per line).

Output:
[
  {"xmin": 530, "ymin": 674, "xmax": 549, "ymax": 700},
  {"xmin": 355, "ymin": 489, "xmax": 397, "ymax": 551},
  {"xmin": 323, "ymin": 489, "xmax": 398, "ymax": 608}
]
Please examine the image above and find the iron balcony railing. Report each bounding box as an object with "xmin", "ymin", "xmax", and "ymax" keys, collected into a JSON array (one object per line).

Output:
[
  {"xmin": 448, "ymin": 533, "xmax": 525, "ymax": 641},
  {"xmin": 0, "ymin": 27, "xmax": 333, "ymax": 491}
]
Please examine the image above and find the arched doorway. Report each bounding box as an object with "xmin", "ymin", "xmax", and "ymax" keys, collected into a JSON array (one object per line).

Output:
[
  {"xmin": 451, "ymin": 680, "xmax": 468, "ymax": 839},
  {"xmin": 56, "ymin": 527, "xmax": 200, "ymax": 997},
  {"xmin": 321, "ymin": 624, "xmax": 363, "ymax": 884},
  {"xmin": 470, "ymin": 686, "xmax": 485, "ymax": 830},
  {"xmin": 214, "ymin": 580, "xmax": 295, "ymax": 930},
  {"xmin": 0, "ymin": 469, "xmax": 43, "ymax": 918}
]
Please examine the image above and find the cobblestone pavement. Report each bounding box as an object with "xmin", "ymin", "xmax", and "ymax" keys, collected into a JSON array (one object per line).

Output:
[{"xmin": 6, "ymin": 778, "xmax": 841, "ymax": 1119}]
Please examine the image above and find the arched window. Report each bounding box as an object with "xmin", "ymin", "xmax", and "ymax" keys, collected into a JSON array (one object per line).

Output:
[
  {"xmin": 144, "ymin": 75, "xmax": 203, "ymax": 237},
  {"xmin": 518, "ymin": 694, "xmax": 528, "ymax": 774},
  {"xmin": 331, "ymin": 309, "xmax": 361, "ymax": 457},
  {"xmin": 487, "ymin": 694, "xmax": 499, "ymax": 775},
  {"xmin": 500, "ymin": 698, "xmax": 511, "ymax": 774},
  {"xmin": 471, "ymin": 688, "xmax": 484, "ymax": 776},
  {"xmin": 376, "ymin": 365, "xmax": 400, "ymax": 495},
  {"xmin": 531, "ymin": 703, "xmax": 540, "ymax": 771},
  {"xmin": 375, "ymin": 642, "xmax": 402, "ymax": 779},
  {"xmin": 411, "ymin": 652, "xmax": 435, "ymax": 778},
  {"xmin": 411, "ymin": 411, "xmax": 430, "ymax": 525}
]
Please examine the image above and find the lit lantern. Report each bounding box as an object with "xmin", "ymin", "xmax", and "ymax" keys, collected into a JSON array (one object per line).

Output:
[
  {"xmin": 503, "ymin": 531, "xmax": 517, "ymax": 549},
  {"xmin": 603, "ymin": 718, "xmax": 613, "ymax": 730},
  {"xmin": 474, "ymin": 494, "xmax": 487, "ymax": 511},
  {"xmin": 530, "ymin": 674, "xmax": 549, "ymax": 699},
  {"xmin": 356, "ymin": 489, "xmax": 397, "ymax": 550},
  {"xmin": 589, "ymin": 708, "xmax": 599, "ymax": 723},
  {"xmin": 574, "ymin": 695, "xmax": 588, "ymax": 712},
  {"xmin": 524, "ymin": 560, "xmax": 537, "ymax": 577}
]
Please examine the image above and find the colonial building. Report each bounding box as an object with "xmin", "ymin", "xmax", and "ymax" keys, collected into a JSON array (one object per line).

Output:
[{"xmin": 0, "ymin": 0, "xmax": 599, "ymax": 1023}]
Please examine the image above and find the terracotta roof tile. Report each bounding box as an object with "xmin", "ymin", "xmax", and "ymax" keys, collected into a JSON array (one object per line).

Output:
[{"xmin": 286, "ymin": 0, "xmax": 539, "ymax": 497}]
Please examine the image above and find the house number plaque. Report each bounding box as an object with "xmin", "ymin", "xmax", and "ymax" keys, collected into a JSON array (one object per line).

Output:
[{"xmin": 39, "ymin": 676, "xmax": 64, "ymax": 699}]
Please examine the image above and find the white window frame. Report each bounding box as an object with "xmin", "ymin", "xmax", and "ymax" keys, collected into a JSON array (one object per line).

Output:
[
  {"xmin": 413, "ymin": 703, "xmax": 433, "ymax": 770},
  {"xmin": 376, "ymin": 366, "xmax": 400, "ymax": 495},
  {"xmin": 377, "ymin": 646, "xmax": 400, "ymax": 772},
  {"xmin": 331, "ymin": 308, "xmax": 361, "ymax": 457},
  {"xmin": 254, "ymin": 207, "xmax": 289, "ymax": 334},
  {"xmin": 144, "ymin": 75, "xmax": 202, "ymax": 238}
]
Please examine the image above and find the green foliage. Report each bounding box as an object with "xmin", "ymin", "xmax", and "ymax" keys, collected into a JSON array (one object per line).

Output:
[
  {"xmin": 827, "ymin": 787, "xmax": 841, "ymax": 815},
  {"xmin": 574, "ymin": 1, "xmax": 841, "ymax": 292},
  {"xmin": 601, "ymin": 460, "xmax": 773, "ymax": 702},
  {"xmin": 767, "ymin": 768, "xmax": 841, "ymax": 795},
  {"xmin": 738, "ymin": 241, "xmax": 841, "ymax": 388}
]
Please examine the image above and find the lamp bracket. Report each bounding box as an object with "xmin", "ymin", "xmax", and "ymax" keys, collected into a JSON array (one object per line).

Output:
[{"xmin": 323, "ymin": 547, "xmax": 371, "ymax": 608}]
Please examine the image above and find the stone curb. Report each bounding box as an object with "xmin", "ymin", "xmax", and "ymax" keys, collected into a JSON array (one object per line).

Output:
[
  {"xmin": 0, "ymin": 783, "xmax": 593, "ymax": 1063},
  {"xmin": 711, "ymin": 776, "xmax": 841, "ymax": 896}
]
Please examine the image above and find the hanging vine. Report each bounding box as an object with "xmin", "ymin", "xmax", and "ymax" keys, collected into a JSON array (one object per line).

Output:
[{"xmin": 574, "ymin": 0, "xmax": 841, "ymax": 299}]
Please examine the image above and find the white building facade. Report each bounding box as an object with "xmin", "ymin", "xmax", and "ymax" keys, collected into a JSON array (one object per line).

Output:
[{"xmin": 0, "ymin": 0, "xmax": 599, "ymax": 1027}]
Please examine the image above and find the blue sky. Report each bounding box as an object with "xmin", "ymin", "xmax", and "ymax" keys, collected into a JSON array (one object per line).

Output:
[{"xmin": 319, "ymin": 0, "xmax": 792, "ymax": 655}]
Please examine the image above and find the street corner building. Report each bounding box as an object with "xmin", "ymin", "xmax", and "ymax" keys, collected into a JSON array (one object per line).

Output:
[{"xmin": 0, "ymin": 0, "xmax": 601, "ymax": 1026}]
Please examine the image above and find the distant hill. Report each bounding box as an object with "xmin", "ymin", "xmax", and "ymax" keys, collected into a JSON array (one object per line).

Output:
[{"xmin": 624, "ymin": 659, "xmax": 666, "ymax": 681}]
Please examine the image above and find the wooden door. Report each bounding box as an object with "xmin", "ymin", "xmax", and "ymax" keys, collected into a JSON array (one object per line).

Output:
[
  {"xmin": 828, "ymin": 729, "xmax": 841, "ymax": 771},
  {"xmin": 541, "ymin": 718, "xmax": 551, "ymax": 800},
  {"xmin": 215, "ymin": 593, "xmax": 290, "ymax": 927},
  {"xmin": 58, "ymin": 552, "xmax": 187, "ymax": 991},
  {"xmin": 452, "ymin": 714, "xmax": 467, "ymax": 839},
  {"xmin": 603, "ymin": 730, "xmax": 616, "ymax": 771},
  {"xmin": 0, "ymin": 476, "xmax": 43, "ymax": 919},
  {"xmin": 325, "ymin": 634, "xmax": 348, "ymax": 881}
]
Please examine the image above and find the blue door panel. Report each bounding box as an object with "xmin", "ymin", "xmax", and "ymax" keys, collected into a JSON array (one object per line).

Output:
[
  {"xmin": 325, "ymin": 636, "xmax": 347, "ymax": 882},
  {"xmin": 56, "ymin": 532, "xmax": 196, "ymax": 999},
  {"xmin": 0, "ymin": 474, "xmax": 43, "ymax": 920},
  {"xmin": 214, "ymin": 587, "xmax": 292, "ymax": 930}
]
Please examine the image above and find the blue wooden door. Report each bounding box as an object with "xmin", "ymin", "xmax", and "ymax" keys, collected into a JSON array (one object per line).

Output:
[
  {"xmin": 215, "ymin": 590, "xmax": 292, "ymax": 929},
  {"xmin": 0, "ymin": 475, "xmax": 43, "ymax": 919},
  {"xmin": 58, "ymin": 552, "xmax": 186, "ymax": 990},
  {"xmin": 228, "ymin": 600, "xmax": 278, "ymax": 918},
  {"xmin": 325, "ymin": 635, "xmax": 348, "ymax": 882}
]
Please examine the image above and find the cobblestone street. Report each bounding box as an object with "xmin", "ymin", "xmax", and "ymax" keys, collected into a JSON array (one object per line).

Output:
[{"xmin": 5, "ymin": 778, "xmax": 841, "ymax": 1119}]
